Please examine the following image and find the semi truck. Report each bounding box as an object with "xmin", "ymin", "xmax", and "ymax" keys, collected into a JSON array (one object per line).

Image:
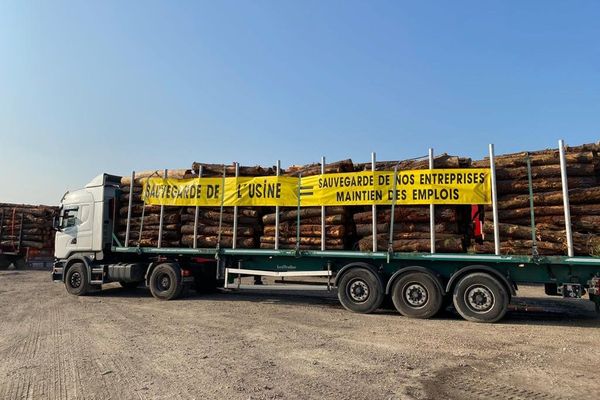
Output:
[{"xmin": 51, "ymin": 142, "xmax": 600, "ymax": 323}]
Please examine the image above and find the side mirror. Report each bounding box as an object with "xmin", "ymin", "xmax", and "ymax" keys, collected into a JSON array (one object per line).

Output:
[{"xmin": 52, "ymin": 215, "xmax": 62, "ymax": 232}]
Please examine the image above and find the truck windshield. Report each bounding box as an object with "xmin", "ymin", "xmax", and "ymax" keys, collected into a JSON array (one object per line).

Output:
[{"xmin": 60, "ymin": 208, "xmax": 78, "ymax": 229}]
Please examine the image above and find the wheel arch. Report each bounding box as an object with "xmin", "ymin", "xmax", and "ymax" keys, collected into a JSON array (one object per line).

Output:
[
  {"xmin": 446, "ymin": 264, "xmax": 517, "ymax": 297},
  {"xmin": 145, "ymin": 260, "xmax": 180, "ymax": 286},
  {"xmin": 63, "ymin": 255, "xmax": 93, "ymax": 283},
  {"xmin": 385, "ymin": 266, "xmax": 445, "ymax": 295},
  {"xmin": 334, "ymin": 262, "xmax": 383, "ymax": 289}
]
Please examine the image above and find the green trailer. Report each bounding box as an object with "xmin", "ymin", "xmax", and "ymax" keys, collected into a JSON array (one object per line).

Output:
[{"xmin": 51, "ymin": 141, "xmax": 600, "ymax": 323}]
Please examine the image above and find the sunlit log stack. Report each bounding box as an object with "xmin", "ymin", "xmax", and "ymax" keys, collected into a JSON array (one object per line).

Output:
[
  {"xmin": 259, "ymin": 160, "xmax": 354, "ymax": 250},
  {"xmin": 180, "ymin": 163, "xmax": 274, "ymax": 249},
  {"xmin": 117, "ymin": 170, "xmax": 188, "ymax": 247},
  {"xmin": 353, "ymin": 154, "xmax": 471, "ymax": 252},
  {"xmin": 470, "ymin": 142, "xmax": 600, "ymax": 256},
  {"xmin": 0, "ymin": 203, "xmax": 57, "ymax": 250}
]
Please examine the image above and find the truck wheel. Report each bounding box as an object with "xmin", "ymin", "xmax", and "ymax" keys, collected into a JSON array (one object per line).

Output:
[
  {"xmin": 12, "ymin": 257, "xmax": 27, "ymax": 270},
  {"xmin": 452, "ymin": 272, "xmax": 509, "ymax": 323},
  {"xmin": 65, "ymin": 262, "xmax": 90, "ymax": 296},
  {"xmin": 0, "ymin": 255, "xmax": 10, "ymax": 270},
  {"xmin": 391, "ymin": 272, "xmax": 443, "ymax": 319},
  {"xmin": 119, "ymin": 281, "xmax": 140, "ymax": 289},
  {"xmin": 337, "ymin": 268, "xmax": 383, "ymax": 314},
  {"xmin": 149, "ymin": 263, "xmax": 183, "ymax": 300}
]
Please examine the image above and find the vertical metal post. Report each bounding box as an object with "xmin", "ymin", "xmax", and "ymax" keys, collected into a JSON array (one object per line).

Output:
[
  {"xmin": 559, "ymin": 139, "xmax": 574, "ymax": 257},
  {"xmin": 0, "ymin": 210, "xmax": 4, "ymax": 241},
  {"xmin": 526, "ymin": 155, "xmax": 538, "ymax": 256},
  {"xmin": 371, "ymin": 152, "xmax": 377, "ymax": 252},
  {"xmin": 296, "ymin": 173, "xmax": 302, "ymax": 252},
  {"xmin": 489, "ymin": 144, "xmax": 500, "ymax": 255},
  {"xmin": 17, "ymin": 212, "xmax": 24, "ymax": 249},
  {"xmin": 321, "ymin": 156, "xmax": 326, "ymax": 251},
  {"xmin": 125, "ymin": 171, "xmax": 135, "ymax": 247},
  {"xmin": 137, "ymin": 198, "xmax": 146, "ymax": 247},
  {"xmin": 232, "ymin": 162, "xmax": 239, "ymax": 249},
  {"xmin": 388, "ymin": 165, "xmax": 399, "ymax": 262},
  {"xmin": 429, "ymin": 148, "xmax": 435, "ymax": 254},
  {"xmin": 216, "ymin": 167, "xmax": 227, "ymax": 250},
  {"xmin": 275, "ymin": 160, "xmax": 281, "ymax": 250},
  {"xmin": 157, "ymin": 169, "xmax": 167, "ymax": 248},
  {"xmin": 193, "ymin": 165, "xmax": 203, "ymax": 248}
]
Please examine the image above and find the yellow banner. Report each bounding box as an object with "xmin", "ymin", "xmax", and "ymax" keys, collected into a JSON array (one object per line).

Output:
[
  {"xmin": 142, "ymin": 176, "xmax": 299, "ymax": 207},
  {"xmin": 141, "ymin": 169, "xmax": 491, "ymax": 206},
  {"xmin": 301, "ymin": 169, "xmax": 491, "ymax": 206}
]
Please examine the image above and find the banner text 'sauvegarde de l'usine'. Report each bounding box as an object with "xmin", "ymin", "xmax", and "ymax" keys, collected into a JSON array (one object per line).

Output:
[{"xmin": 141, "ymin": 169, "xmax": 491, "ymax": 207}]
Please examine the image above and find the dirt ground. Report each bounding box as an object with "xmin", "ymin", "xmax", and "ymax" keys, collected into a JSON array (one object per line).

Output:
[{"xmin": 0, "ymin": 270, "xmax": 599, "ymax": 400}]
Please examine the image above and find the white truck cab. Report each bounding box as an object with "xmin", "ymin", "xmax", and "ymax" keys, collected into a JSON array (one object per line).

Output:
[{"xmin": 54, "ymin": 174, "xmax": 120, "ymax": 260}]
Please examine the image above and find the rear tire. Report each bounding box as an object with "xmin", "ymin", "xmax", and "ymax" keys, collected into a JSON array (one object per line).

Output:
[
  {"xmin": 149, "ymin": 263, "xmax": 183, "ymax": 300},
  {"xmin": 65, "ymin": 262, "xmax": 90, "ymax": 296},
  {"xmin": 391, "ymin": 272, "xmax": 443, "ymax": 319},
  {"xmin": 13, "ymin": 257, "xmax": 27, "ymax": 270},
  {"xmin": 337, "ymin": 268, "xmax": 383, "ymax": 314},
  {"xmin": 0, "ymin": 255, "xmax": 10, "ymax": 270},
  {"xmin": 452, "ymin": 272, "xmax": 509, "ymax": 323}
]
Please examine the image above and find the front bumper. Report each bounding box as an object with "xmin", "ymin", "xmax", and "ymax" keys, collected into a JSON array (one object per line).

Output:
[{"xmin": 52, "ymin": 261, "xmax": 64, "ymax": 282}]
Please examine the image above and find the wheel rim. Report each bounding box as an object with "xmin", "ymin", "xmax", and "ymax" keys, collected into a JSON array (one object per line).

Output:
[
  {"xmin": 464, "ymin": 284, "xmax": 495, "ymax": 313},
  {"xmin": 70, "ymin": 271, "xmax": 82, "ymax": 288},
  {"xmin": 347, "ymin": 279, "xmax": 370, "ymax": 303},
  {"xmin": 404, "ymin": 282, "xmax": 428, "ymax": 308},
  {"xmin": 157, "ymin": 273, "xmax": 171, "ymax": 291}
]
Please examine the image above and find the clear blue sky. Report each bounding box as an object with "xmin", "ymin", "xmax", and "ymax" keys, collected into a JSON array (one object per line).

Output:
[{"xmin": 1, "ymin": 1, "xmax": 599, "ymax": 205}]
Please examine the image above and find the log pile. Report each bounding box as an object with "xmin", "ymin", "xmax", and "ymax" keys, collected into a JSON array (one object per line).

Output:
[
  {"xmin": 0, "ymin": 203, "xmax": 57, "ymax": 250},
  {"xmin": 259, "ymin": 160, "xmax": 354, "ymax": 250},
  {"xmin": 470, "ymin": 143, "xmax": 600, "ymax": 255},
  {"xmin": 353, "ymin": 154, "xmax": 471, "ymax": 252},
  {"xmin": 180, "ymin": 163, "xmax": 273, "ymax": 249},
  {"xmin": 116, "ymin": 170, "xmax": 188, "ymax": 247}
]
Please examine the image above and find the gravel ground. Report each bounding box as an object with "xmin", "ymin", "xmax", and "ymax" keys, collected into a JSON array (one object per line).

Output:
[{"xmin": 0, "ymin": 270, "xmax": 599, "ymax": 400}]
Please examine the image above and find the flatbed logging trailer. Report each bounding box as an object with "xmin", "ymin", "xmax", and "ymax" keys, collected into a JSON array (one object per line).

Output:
[{"xmin": 52, "ymin": 140, "xmax": 600, "ymax": 323}]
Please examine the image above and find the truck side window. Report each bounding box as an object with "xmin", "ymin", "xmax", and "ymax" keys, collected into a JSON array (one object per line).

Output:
[{"xmin": 61, "ymin": 208, "xmax": 79, "ymax": 228}]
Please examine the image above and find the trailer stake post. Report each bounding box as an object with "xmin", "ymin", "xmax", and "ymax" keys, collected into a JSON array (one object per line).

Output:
[
  {"xmin": 371, "ymin": 152, "xmax": 377, "ymax": 252},
  {"xmin": 429, "ymin": 148, "xmax": 435, "ymax": 254},
  {"xmin": 157, "ymin": 169, "xmax": 167, "ymax": 249},
  {"xmin": 232, "ymin": 162, "xmax": 239, "ymax": 250},
  {"xmin": 193, "ymin": 165, "xmax": 203, "ymax": 249},
  {"xmin": 125, "ymin": 171, "xmax": 135, "ymax": 247},
  {"xmin": 388, "ymin": 164, "xmax": 399, "ymax": 263},
  {"xmin": 526, "ymin": 155, "xmax": 538, "ymax": 257},
  {"xmin": 321, "ymin": 156, "xmax": 326, "ymax": 251},
  {"xmin": 489, "ymin": 144, "xmax": 501, "ymax": 255},
  {"xmin": 296, "ymin": 173, "xmax": 302, "ymax": 255},
  {"xmin": 216, "ymin": 166, "xmax": 226, "ymax": 252},
  {"xmin": 559, "ymin": 139, "xmax": 574, "ymax": 257},
  {"xmin": 275, "ymin": 160, "xmax": 281, "ymax": 250}
]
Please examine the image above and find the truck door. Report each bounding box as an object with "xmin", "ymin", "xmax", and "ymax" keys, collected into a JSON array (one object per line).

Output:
[
  {"xmin": 55, "ymin": 203, "xmax": 94, "ymax": 258},
  {"xmin": 76, "ymin": 203, "xmax": 94, "ymax": 250}
]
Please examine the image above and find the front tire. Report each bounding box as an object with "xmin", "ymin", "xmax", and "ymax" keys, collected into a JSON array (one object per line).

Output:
[
  {"xmin": 452, "ymin": 272, "xmax": 509, "ymax": 323},
  {"xmin": 391, "ymin": 272, "xmax": 443, "ymax": 319},
  {"xmin": 65, "ymin": 262, "xmax": 90, "ymax": 296},
  {"xmin": 337, "ymin": 268, "xmax": 384, "ymax": 314},
  {"xmin": 149, "ymin": 263, "xmax": 183, "ymax": 300}
]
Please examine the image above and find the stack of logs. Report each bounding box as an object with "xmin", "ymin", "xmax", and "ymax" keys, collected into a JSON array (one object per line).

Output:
[
  {"xmin": 471, "ymin": 143, "xmax": 600, "ymax": 256},
  {"xmin": 353, "ymin": 154, "xmax": 471, "ymax": 252},
  {"xmin": 180, "ymin": 163, "xmax": 272, "ymax": 249},
  {"xmin": 114, "ymin": 141, "xmax": 600, "ymax": 256},
  {"xmin": 116, "ymin": 170, "xmax": 187, "ymax": 247},
  {"xmin": 0, "ymin": 203, "xmax": 57, "ymax": 250},
  {"xmin": 259, "ymin": 160, "xmax": 354, "ymax": 250}
]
